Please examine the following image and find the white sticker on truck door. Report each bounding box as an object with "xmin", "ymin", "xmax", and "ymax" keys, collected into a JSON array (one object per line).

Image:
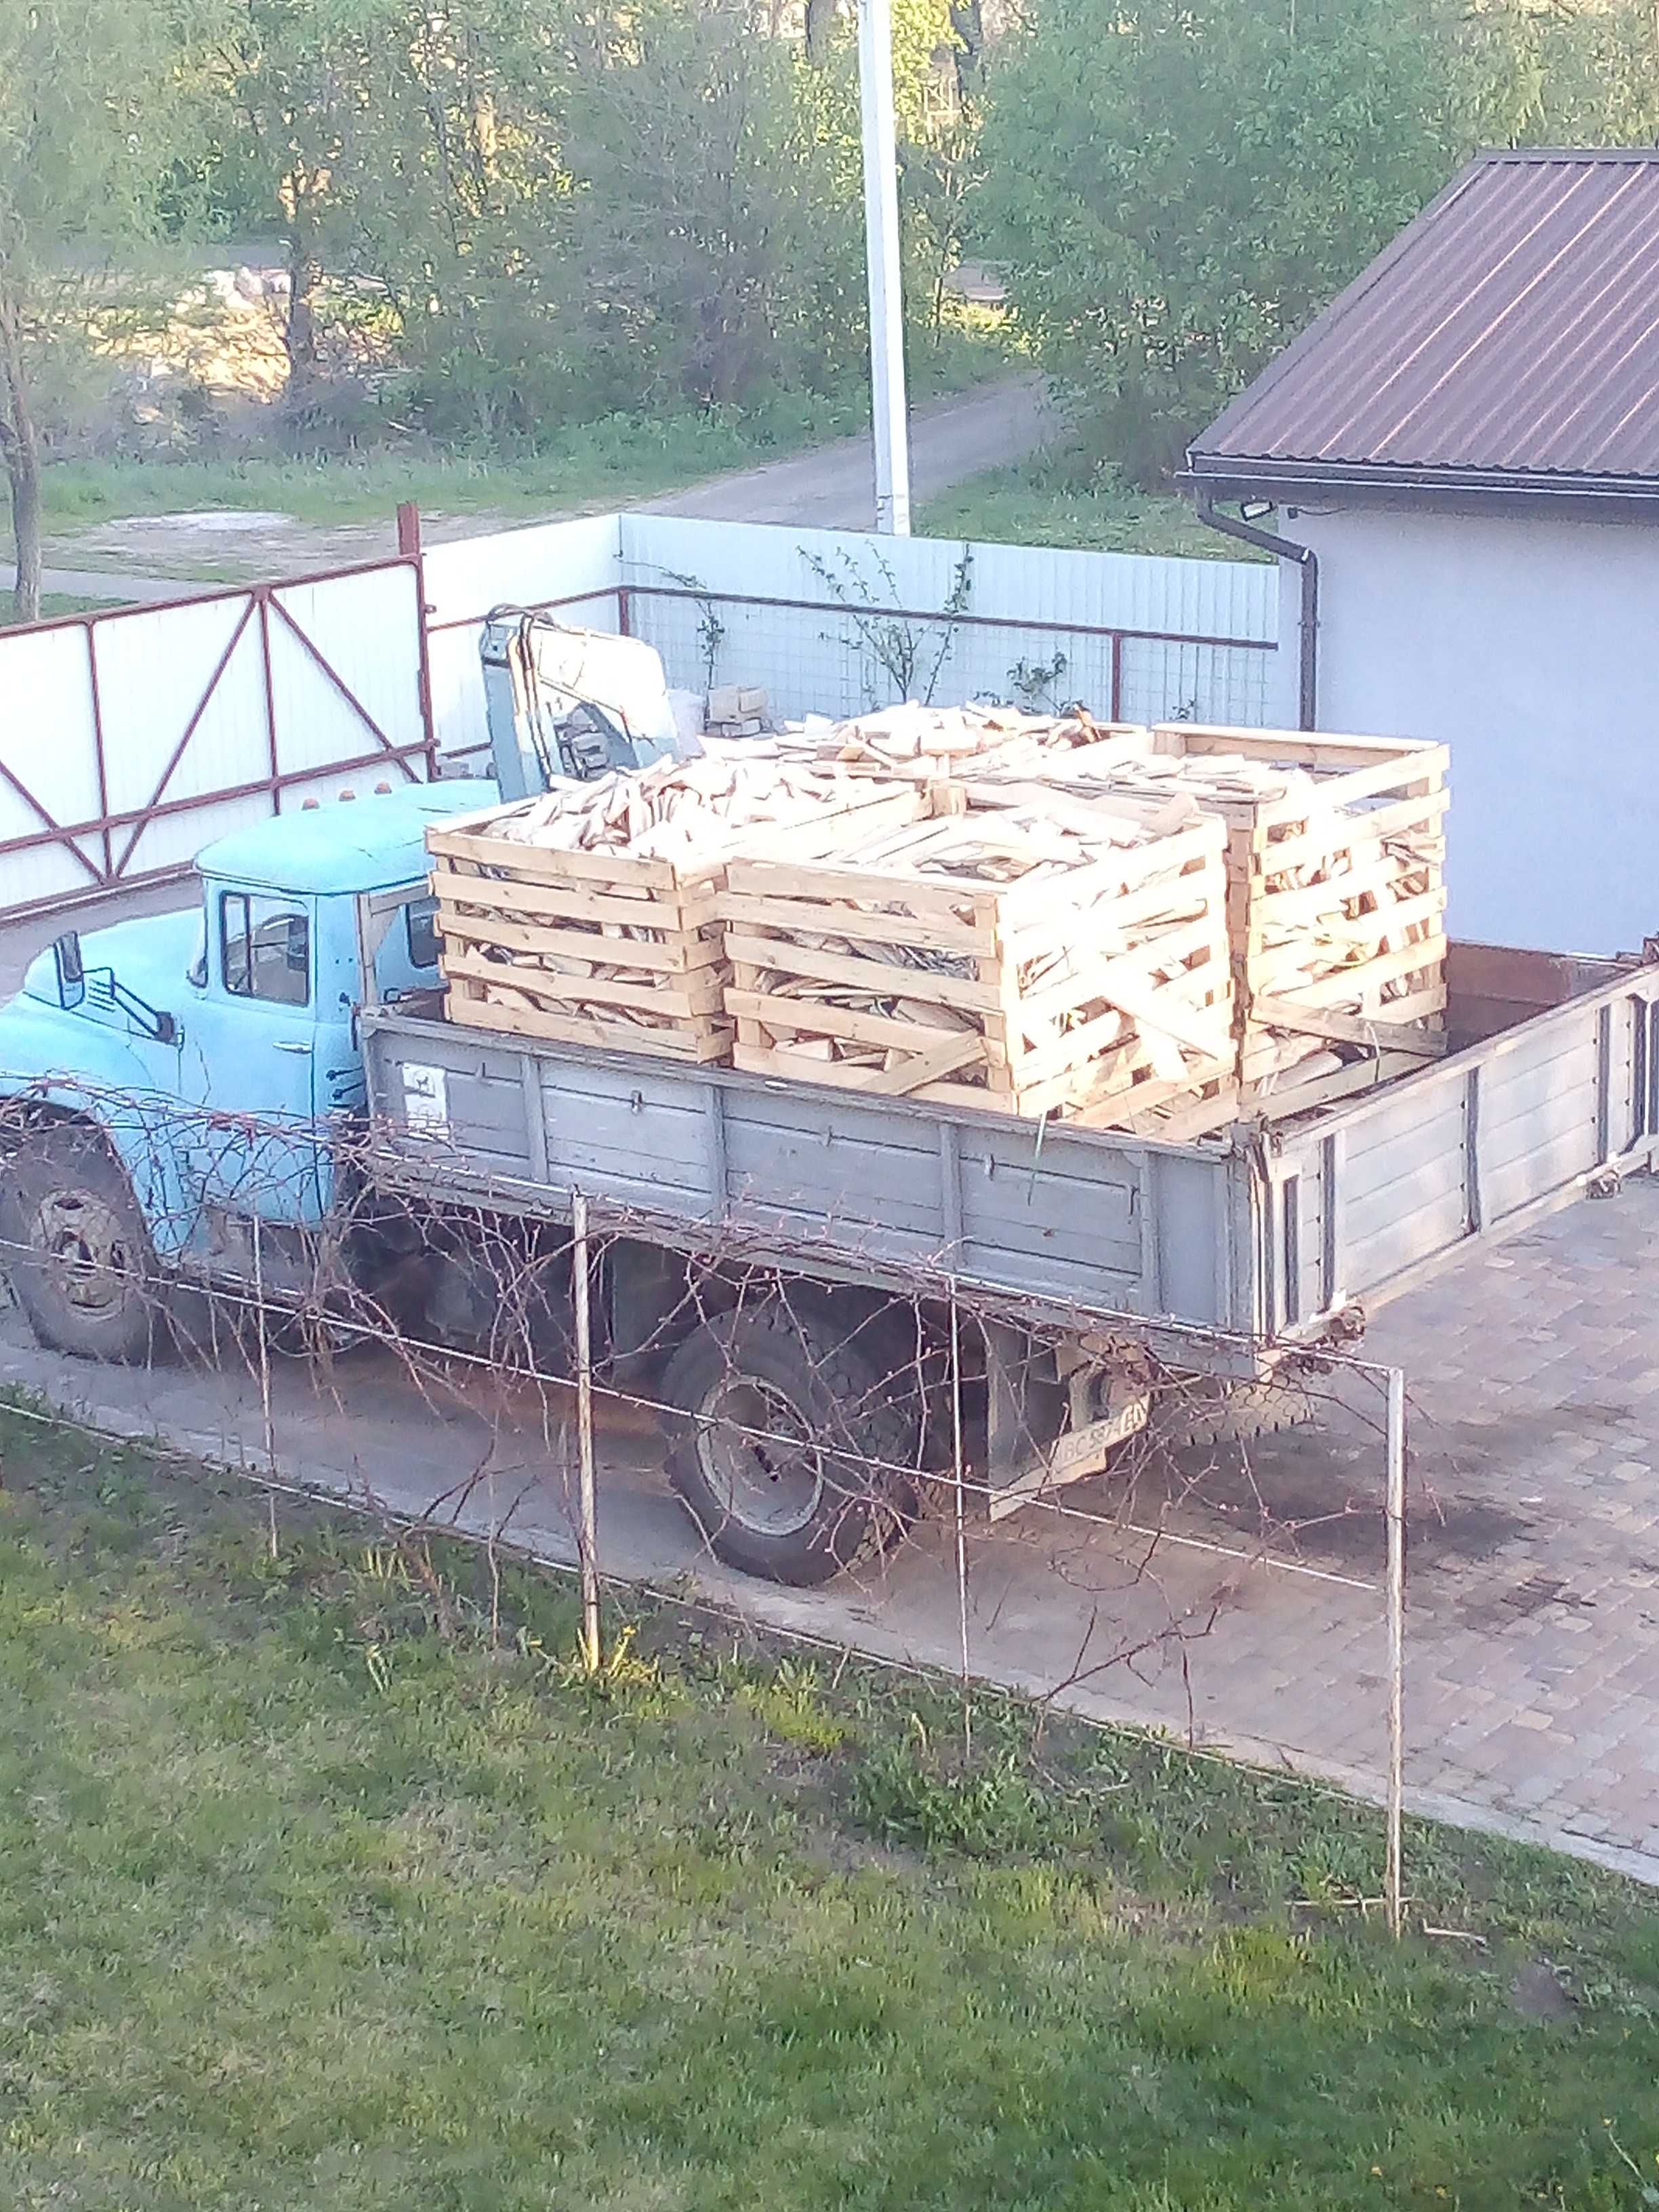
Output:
[{"xmin": 401, "ymin": 1063, "xmax": 450, "ymax": 1141}]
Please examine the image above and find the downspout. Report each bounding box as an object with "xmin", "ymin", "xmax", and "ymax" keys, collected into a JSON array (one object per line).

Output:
[{"xmin": 1194, "ymin": 487, "xmax": 1318, "ymax": 731}]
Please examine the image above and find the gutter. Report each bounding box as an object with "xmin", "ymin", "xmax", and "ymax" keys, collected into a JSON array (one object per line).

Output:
[
  {"xmin": 1189, "ymin": 453, "xmax": 1659, "ymax": 504},
  {"xmin": 1193, "ymin": 488, "xmax": 1318, "ymax": 731}
]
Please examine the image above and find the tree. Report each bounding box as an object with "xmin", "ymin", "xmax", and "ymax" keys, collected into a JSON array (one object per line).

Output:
[
  {"xmin": 0, "ymin": 0, "xmax": 199, "ymax": 621},
  {"xmin": 218, "ymin": 0, "xmax": 398, "ymax": 407},
  {"xmin": 975, "ymin": 0, "xmax": 1467, "ymax": 483}
]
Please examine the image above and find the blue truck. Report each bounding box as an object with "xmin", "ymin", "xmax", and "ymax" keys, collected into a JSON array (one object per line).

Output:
[{"xmin": 3, "ymin": 768, "xmax": 1658, "ymax": 1583}]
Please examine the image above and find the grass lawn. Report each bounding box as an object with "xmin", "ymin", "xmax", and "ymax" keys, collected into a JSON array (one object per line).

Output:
[
  {"xmin": 33, "ymin": 337, "xmax": 1011, "ymax": 538},
  {"xmin": 919, "ymin": 443, "xmax": 1267, "ymax": 562},
  {"xmin": 0, "ymin": 593, "xmax": 121, "ymax": 630},
  {"xmin": 2, "ymin": 1398, "xmax": 1656, "ymax": 2212},
  {"xmin": 35, "ymin": 415, "xmax": 822, "ymax": 535}
]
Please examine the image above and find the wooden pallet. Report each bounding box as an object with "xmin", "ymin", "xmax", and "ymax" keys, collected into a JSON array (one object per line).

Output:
[
  {"xmin": 970, "ymin": 721, "xmax": 1450, "ymax": 1118},
  {"xmin": 430, "ymin": 804, "xmax": 734, "ymax": 1062},
  {"xmin": 428, "ymin": 787, "xmax": 919, "ymax": 1064},
  {"xmin": 721, "ymin": 787, "xmax": 1235, "ymax": 1132}
]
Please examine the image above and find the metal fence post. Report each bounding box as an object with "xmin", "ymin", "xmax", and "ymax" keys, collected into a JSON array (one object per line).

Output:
[
  {"xmin": 1385, "ymin": 1364, "xmax": 1407, "ymax": 1936},
  {"xmin": 571, "ymin": 1190, "xmax": 602, "ymax": 1673}
]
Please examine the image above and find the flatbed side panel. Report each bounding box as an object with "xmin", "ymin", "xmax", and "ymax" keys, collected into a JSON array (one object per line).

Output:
[
  {"xmin": 1275, "ymin": 965, "xmax": 1659, "ymax": 1329},
  {"xmin": 362, "ymin": 1015, "xmax": 1255, "ymax": 1334}
]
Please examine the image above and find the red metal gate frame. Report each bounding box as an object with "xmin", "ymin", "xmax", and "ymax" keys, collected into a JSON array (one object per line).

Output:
[{"xmin": 1, "ymin": 546, "xmax": 437, "ymax": 921}]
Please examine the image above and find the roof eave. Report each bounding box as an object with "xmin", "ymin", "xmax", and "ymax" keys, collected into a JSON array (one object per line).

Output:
[{"xmin": 1185, "ymin": 452, "xmax": 1659, "ymax": 508}]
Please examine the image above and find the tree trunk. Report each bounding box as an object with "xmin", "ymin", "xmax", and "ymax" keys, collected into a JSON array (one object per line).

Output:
[
  {"xmin": 804, "ymin": 0, "xmax": 836, "ymax": 65},
  {"xmin": 0, "ymin": 295, "xmax": 43, "ymax": 626},
  {"xmin": 283, "ymin": 180, "xmax": 321, "ymax": 392},
  {"xmin": 949, "ymin": 1, "xmax": 984, "ymax": 100}
]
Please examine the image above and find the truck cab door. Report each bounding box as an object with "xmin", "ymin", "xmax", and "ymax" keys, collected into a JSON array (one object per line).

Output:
[{"xmin": 180, "ymin": 885, "xmax": 350, "ymax": 1225}]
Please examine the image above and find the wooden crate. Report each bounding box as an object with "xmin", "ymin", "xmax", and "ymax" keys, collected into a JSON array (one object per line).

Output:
[
  {"xmin": 428, "ymin": 786, "xmax": 919, "ymax": 1064},
  {"xmin": 430, "ymin": 800, "xmax": 734, "ymax": 1062},
  {"xmin": 720, "ymin": 786, "xmax": 1235, "ymax": 1135},
  {"xmin": 970, "ymin": 722, "xmax": 1450, "ymax": 1114}
]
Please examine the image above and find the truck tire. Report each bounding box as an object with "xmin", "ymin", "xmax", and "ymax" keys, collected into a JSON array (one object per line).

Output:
[
  {"xmin": 0, "ymin": 1123, "xmax": 160, "ymax": 1364},
  {"xmin": 1153, "ymin": 1375, "xmax": 1313, "ymax": 1452},
  {"xmin": 661, "ymin": 1298, "xmax": 921, "ymax": 1586}
]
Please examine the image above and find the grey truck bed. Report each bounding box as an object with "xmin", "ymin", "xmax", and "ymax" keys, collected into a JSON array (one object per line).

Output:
[{"xmin": 361, "ymin": 943, "xmax": 1659, "ymax": 1372}]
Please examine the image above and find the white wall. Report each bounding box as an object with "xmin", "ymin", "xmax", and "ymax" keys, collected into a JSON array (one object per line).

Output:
[
  {"xmin": 422, "ymin": 514, "xmax": 623, "ymax": 764},
  {"xmin": 620, "ymin": 516, "xmax": 1279, "ymax": 728},
  {"xmin": 1295, "ymin": 502, "xmax": 1659, "ymax": 956},
  {"xmin": 417, "ymin": 509, "xmax": 1279, "ymax": 756}
]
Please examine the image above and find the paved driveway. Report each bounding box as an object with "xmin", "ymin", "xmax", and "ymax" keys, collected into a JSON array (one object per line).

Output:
[{"xmin": 2, "ymin": 1174, "xmax": 1656, "ymax": 1883}]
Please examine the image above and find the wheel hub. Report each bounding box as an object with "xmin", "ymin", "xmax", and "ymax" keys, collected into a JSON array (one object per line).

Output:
[
  {"xmin": 695, "ymin": 1376, "xmax": 825, "ymax": 1537},
  {"xmin": 33, "ymin": 1189, "xmax": 136, "ymax": 1316}
]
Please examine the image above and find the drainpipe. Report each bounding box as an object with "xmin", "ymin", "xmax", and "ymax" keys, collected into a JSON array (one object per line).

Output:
[{"xmin": 1194, "ymin": 488, "xmax": 1318, "ymax": 731}]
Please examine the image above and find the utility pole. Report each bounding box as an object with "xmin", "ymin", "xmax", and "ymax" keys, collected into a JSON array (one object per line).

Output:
[{"xmin": 857, "ymin": 0, "xmax": 912, "ymax": 535}]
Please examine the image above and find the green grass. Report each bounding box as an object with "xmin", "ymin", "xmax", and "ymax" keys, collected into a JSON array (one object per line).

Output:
[
  {"xmin": 3, "ymin": 1399, "xmax": 1657, "ymax": 2212},
  {"xmin": 35, "ymin": 333, "xmax": 1013, "ymax": 537},
  {"xmin": 37, "ymin": 415, "xmax": 817, "ymax": 534},
  {"xmin": 919, "ymin": 442, "xmax": 1266, "ymax": 561},
  {"xmin": 0, "ymin": 592, "xmax": 119, "ymax": 629}
]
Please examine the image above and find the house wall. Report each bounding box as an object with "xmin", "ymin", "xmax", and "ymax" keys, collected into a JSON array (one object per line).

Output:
[{"xmin": 1292, "ymin": 502, "xmax": 1659, "ymax": 955}]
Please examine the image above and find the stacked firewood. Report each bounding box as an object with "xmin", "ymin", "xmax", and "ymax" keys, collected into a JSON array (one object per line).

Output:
[
  {"xmin": 485, "ymin": 747, "xmax": 873, "ymax": 865},
  {"xmin": 780, "ymin": 701, "xmax": 1120, "ymax": 777},
  {"xmin": 966, "ymin": 725, "xmax": 1450, "ymax": 1107},
  {"xmin": 429, "ymin": 705, "xmax": 1447, "ymax": 1128},
  {"xmin": 721, "ymin": 784, "xmax": 1235, "ymax": 1130},
  {"xmin": 428, "ymin": 756, "xmax": 914, "ymax": 1063}
]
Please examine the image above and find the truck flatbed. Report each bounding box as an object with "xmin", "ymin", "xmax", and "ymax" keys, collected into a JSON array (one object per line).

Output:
[{"xmin": 362, "ymin": 942, "xmax": 1659, "ymax": 1373}]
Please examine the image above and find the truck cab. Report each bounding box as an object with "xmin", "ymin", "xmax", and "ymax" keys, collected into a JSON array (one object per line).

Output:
[{"xmin": 0, "ymin": 782, "xmax": 495, "ymax": 1355}]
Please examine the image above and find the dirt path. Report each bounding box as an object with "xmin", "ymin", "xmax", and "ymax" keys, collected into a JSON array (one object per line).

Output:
[{"xmin": 7, "ymin": 375, "xmax": 1054, "ymax": 605}]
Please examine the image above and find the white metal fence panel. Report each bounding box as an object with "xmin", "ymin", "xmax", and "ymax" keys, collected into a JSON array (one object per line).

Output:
[
  {"xmin": 96, "ymin": 594, "xmax": 274, "ymax": 884},
  {"xmin": 0, "ymin": 558, "xmax": 431, "ymax": 921},
  {"xmin": 269, "ymin": 569, "xmax": 426, "ymax": 782},
  {"xmin": 422, "ymin": 515, "xmax": 623, "ymax": 764},
  {"xmin": 0, "ymin": 619, "xmax": 106, "ymax": 909},
  {"xmin": 619, "ymin": 516, "xmax": 1277, "ymax": 726},
  {"xmin": 411, "ymin": 510, "xmax": 1279, "ymax": 761}
]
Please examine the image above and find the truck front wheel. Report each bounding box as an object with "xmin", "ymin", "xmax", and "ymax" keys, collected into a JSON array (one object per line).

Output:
[
  {"xmin": 661, "ymin": 1299, "xmax": 921, "ymax": 1586},
  {"xmin": 0, "ymin": 1123, "xmax": 159, "ymax": 1364}
]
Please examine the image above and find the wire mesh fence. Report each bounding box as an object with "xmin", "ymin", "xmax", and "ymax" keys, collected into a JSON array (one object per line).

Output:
[{"xmin": 0, "ymin": 1082, "xmax": 1412, "ymax": 1929}]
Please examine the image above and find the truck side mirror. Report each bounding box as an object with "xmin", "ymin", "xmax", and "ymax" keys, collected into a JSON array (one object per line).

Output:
[{"xmin": 52, "ymin": 930, "xmax": 85, "ymax": 1008}]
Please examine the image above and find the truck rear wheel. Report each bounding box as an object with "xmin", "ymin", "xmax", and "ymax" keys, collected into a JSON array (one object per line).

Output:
[
  {"xmin": 0, "ymin": 1123, "xmax": 159, "ymax": 1364},
  {"xmin": 661, "ymin": 1298, "xmax": 920, "ymax": 1586}
]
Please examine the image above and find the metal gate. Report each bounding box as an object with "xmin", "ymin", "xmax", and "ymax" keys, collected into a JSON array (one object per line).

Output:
[{"xmin": 0, "ymin": 550, "xmax": 435, "ymax": 922}]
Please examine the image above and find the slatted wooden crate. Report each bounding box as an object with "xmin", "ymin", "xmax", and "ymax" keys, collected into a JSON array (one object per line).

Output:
[
  {"xmin": 428, "ymin": 785, "xmax": 918, "ymax": 1064},
  {"xmin": 430, "ymin": 800, "xmax": 733, "ymax": 1061},
  {"xmin": 721, "ymin": 785, "xmax": 1235, "ymax": 1136},
  {"xmin": 970, "ymin": 721, "xmax": 1450, "ymax": 1120}
]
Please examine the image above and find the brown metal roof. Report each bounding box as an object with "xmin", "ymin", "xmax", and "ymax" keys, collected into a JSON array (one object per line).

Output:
[{"xmin": 1189, "ymin": 150, "xmax": 1659, "ymax": 494}]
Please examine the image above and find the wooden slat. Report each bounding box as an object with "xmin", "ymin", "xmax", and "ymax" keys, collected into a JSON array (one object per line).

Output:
[
  {"xmin": 722, "ymin": 929, "xmax": 1002, "ymax": 1014},
  {"xmin": 725, "ymin": 987, "xmax": 991, "ymax": 1064},
  {"xmin": 432, "ymin": 865, "xmax": 724, "ymax": 935},
  {"xmin": 428, "ymin": 823, "xmax": 688, "ymax": 893},
  {"xmin": 718, "ymin": 888, "xmax": 991, "ymax": 957},
  {"xmin": 1247, "ymin": 997, "xmax": 1448, "ymax": 1056},
  {"xmin": 437, "ymin": 906, "xmax": 720, "ymax": 975},
  {"xmin": 444, "ymin": 947, "xmax": 726, "ymax": 1021},
  {"xmin": 448, "ymin": 988, "xmax": 733, "ymax": 1063}
]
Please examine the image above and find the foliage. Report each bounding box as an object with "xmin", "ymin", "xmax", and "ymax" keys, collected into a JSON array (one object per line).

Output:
[
  {"xmin": 196, "ymin": 0, "xmax": 969, "ymax": 454},
  {"xmin": 919, "ymin": 444, "xmax": 1258, "ymax": 560},
  {"xmin": 2, "ymin": 1401, "xmax": 1658, "ymax": 2209},
  {"xmin": 0, "ymin": 0, "xmax": 205, "ymax": 616},
  {"xmin": 802, "ymin": 537, "xmax": 975, "ymax": 704},
  {"xmin": 976, "ymin": 0, "xmax": 1469, "ymax": 485}
]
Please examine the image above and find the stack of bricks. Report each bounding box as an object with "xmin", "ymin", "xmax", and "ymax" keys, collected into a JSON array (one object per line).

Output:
[{"xmin": 705, "ymin": 685, "xmax": 770, "ymax": 739}]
